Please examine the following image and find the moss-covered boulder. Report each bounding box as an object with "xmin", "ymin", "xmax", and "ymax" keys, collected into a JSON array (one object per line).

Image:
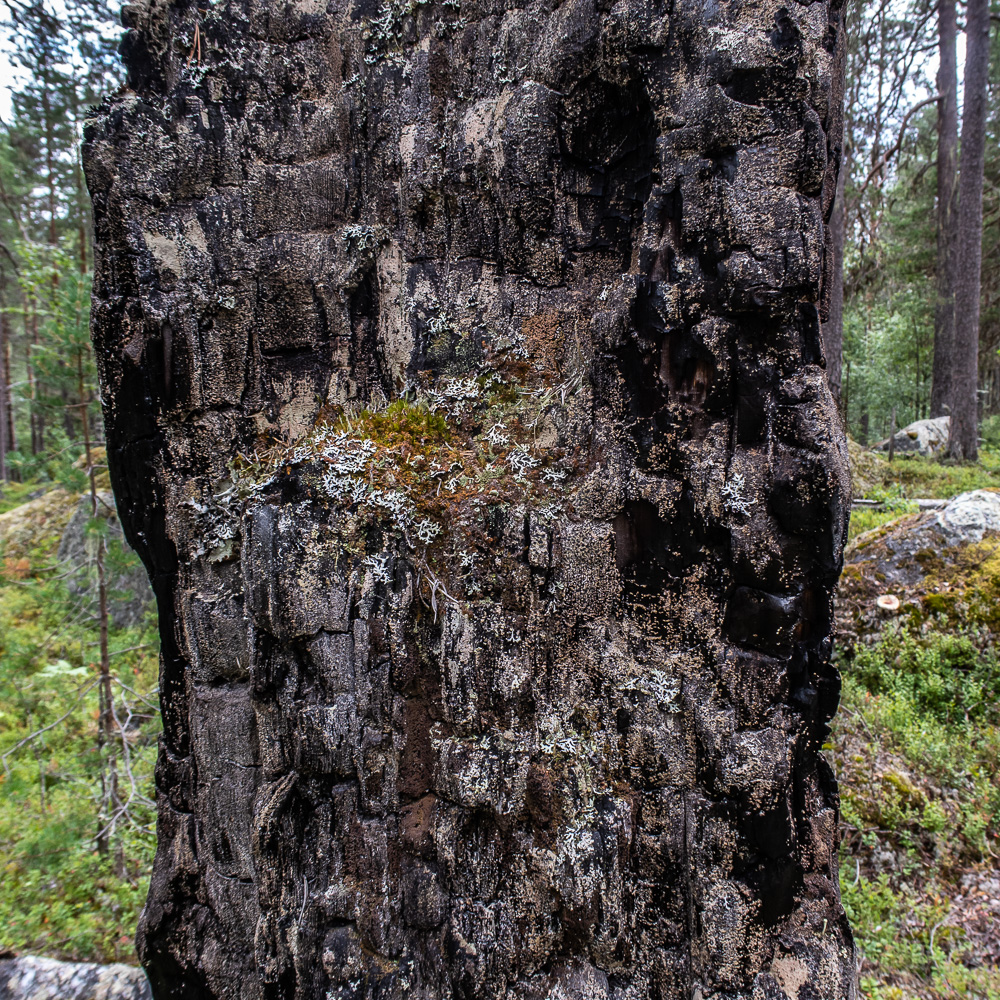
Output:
[{"xmin": 839, "ymin": 489, "xmax": 1000, "ymax": 639}]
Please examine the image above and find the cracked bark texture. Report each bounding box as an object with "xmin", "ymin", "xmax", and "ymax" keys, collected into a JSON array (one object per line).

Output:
[{"xmin": 84, "ymin": 0, "xmax": 856, "ymax": 994}]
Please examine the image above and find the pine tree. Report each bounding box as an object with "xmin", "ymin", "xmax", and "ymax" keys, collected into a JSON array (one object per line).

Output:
[
  {"xmin": 0, "ymin": 0, "xmax": 120, "ymax": 482},
  {"xmin": 948, "ymin": 0, "xmax": 991, "ymax": 460},
  {"xmin": 930, "ymin": 0, "xmax": 958, "ymax": 418}
]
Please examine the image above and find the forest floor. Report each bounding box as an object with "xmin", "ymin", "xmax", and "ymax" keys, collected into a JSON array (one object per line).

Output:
[
  {"xmin": 836, "ymin": 444, "xmax": 1000, "ymax": 999},
  {"xmin": 0, "ymin": 448, "xmax": 998, "ymax": 998}
]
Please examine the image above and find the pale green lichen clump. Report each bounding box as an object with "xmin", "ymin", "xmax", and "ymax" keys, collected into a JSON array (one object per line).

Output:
[{"xmin": 223, "ymin": 359, "xmax": 588, "ymax": 599}]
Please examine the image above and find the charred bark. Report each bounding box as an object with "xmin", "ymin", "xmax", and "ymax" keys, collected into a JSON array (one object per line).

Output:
[
  {"xmin": 86, "ymin": 0, "xmax": 856, "ymax": 996},
  {"xmin": 823, "ymin": 164, "xmax": 846, "ymax": 410},
  {"xmin": 820, "ymin": 7, "xmax": 847, "ymax": 412}
]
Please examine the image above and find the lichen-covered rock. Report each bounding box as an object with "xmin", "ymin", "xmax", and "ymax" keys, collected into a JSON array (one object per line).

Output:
[
  {"xmin": 84, "ymin": 0, "xmax": 856, "ymax": 994},
  {"xmin": 934, "ymin": 489, "xmax": 1000, "ymax": 544},
  {"xmin": 844, "ymin": 489, "xmax": 1000, "ymax": 589},
  {"xmin": 837, "ymin": 489, "xmax": 1000, "ymax": 647},
  {"xmin": 0, "ymin": 955, "xmax": 151, "ymax": 1000},
  {"xmin": 876, "ymin": 416, "xmax": 950, "ymax": 456},
  {"xmin": 0, "ymin": 489, "xmax": 79, "ymax": 564}
]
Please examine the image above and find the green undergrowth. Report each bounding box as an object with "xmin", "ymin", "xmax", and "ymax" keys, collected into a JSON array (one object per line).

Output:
[
  {"xmin": 835, "ymin": 622, "xmax": 1000, "ymax": 998},
  {"xmin": 850, "ymin": 439, "xmax": 1000, "ymax": 501},
  {"xmin": 841, "ymin": 871, "xmax": 1000, "ymax": 1000},
  {"xmin": 0, "ymin": 480, "xmax": 48, "ymax": 514},
  {"xmin": 848, "ymin": 492, "xmax": 919, "ymax": 542},
  {"xmin": 0, "ymin": 480, "xmax": 159, "ymax": 964}
]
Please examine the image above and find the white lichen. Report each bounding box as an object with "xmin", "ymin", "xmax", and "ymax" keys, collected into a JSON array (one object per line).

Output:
[
  {"xmin": 721, "ymin": 471, "xmax": 753, "ymax": 518},
  {"xmin": 368, "ymin": 489, "xmax": 415, "ymax": 526},
  {"xmin": 363, "ymin": 552, "xmax": 393, "ymax": 585},
  {"xmin": 507, "ymin": 444, "xmax": 540, "ymax": 476},
  {"xmin": 413, "ymin": 518, "xmax": 442, "ymax": 545},
  {"xmin": 619, "ymin": 670, "xmax": 682, "ymax": 711},
  {"xmin": 341, "ymin": 224, "xmax": 383, "ymax": 252},
  {"xmin": 485, "ymin": 422, "xmax": 509, "ymax": 448}
]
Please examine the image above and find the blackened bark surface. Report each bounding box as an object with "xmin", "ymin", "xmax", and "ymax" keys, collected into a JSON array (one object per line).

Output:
[
  {"xmin": 85, "ymin": 0, "xmax": 856, "ymax": 996},
  {"xmin": 820, "ymin": 7, "xmax": 846, "ymax": 411},
  {"xmin": 930, "ymin": 0, "xmax": 958, "ymax": 420},
  {"xmin": 823, "ymin": 164, "xmax": 845, "ymax": 409}
]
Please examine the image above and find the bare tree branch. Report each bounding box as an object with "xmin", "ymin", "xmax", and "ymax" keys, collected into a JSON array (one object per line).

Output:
[{"xmin": 856, "ymin": 94, "xmax": 941, "ymax": 197}]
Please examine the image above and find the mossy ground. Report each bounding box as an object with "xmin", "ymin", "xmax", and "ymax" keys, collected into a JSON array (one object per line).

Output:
[
  {"xmin": 835, "ymin": 657, "xmax": 1000, "ymax": 1000},
  {"xmin": 837, "ymin": 444, "xmax": 1000, "ymax": 999}
]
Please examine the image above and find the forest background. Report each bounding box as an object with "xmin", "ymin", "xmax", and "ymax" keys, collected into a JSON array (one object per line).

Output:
[{"xmin": 0, "ymin": 0, "xmax": 998, "ymax": 997}]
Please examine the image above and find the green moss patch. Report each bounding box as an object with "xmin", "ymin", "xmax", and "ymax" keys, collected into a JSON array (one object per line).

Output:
[{"xmin": 229, "ymin": 357, "xmax": 590, "ymax": 601}]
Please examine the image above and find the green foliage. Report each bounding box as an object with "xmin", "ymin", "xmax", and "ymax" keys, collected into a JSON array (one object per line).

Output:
[
  {"xmin": 2, "ymin": 240, "xmax": 99, "ymax": 489},
  {"xmin": 0, "ymin": 804, "xmax": 150, "ymax": 963},
  {"xmin": 0, "ymin": 480, "xmax": 48, "ymax": 514},
  {"xmin": 841, "ymin": 872, "xmax": 952, "ymax": 982},
  {"xmin": 847, "ymin": 506, "xmax": 910, "ymax": 542},
  {"xmin": 981, "ymin": 414, "xmax": 1000, "ymax": 449},
  {"xmin": 842, "ymin": 91, "xmax": 938, "ymax": 442},
  {"xmin": 844, "ymin": 288, "xmax": 934, "ymax": 443},
  {"xmin": 6, "ymin": 427, "xmax": 89, "ymax": 491},
  {"xmin": 0, "ymin": 0, "xmax": 122, "ymax": 492},
  {"xmin": 847, "ymin": 482, "xmax": 919, "ymax": 541},
  {"xmin": 851, "ymin": 627, "xmax": 1000, "ymax": 725},
  {"xmin": 16, "ymin": 241, "xmax": 97, "ymax": 419},
  {"xmin": 839, "ymin": 626, "xmax": 1000, "ymax": 864},
  {"xmin": 846, "ymin": 445, "xmax": 1000, "ymax": 540},
  {"xmin": 836, "ymin": 612, "xmax": 1000, "ymax": 998},
  {"xmin": 0, "ymin": 487, "xmax": 159, "ymax": 964},
  {"xmin": 841, "ymin": 0, "xmax": 1000, "ymax": 445},
  {"xmin": 840, "ymin": 868, "xmax": 1000, "ymax": 1000}
]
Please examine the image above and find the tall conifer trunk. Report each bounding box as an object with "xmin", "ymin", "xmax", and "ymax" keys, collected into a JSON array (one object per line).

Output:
[
  {"xmin": 948, "ymin": 0, "xmax": 989, "ymax": 460},
  {"xmin": 86, "ymin": 0, "xmax": 857, "ymax": 996},
  {"xmin": 824, "ymin": 162, "xmax": 847, "ymax": 409},
  {"xmin": 821, "ymin": 9, "xmax": 848, "ymax": 412},
  {"xmin": 931, "ymin": 0, "xmax": 958, "ymax": 420}
]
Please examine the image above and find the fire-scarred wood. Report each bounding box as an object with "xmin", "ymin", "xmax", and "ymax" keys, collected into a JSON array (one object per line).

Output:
[{"xmin": 85, "ymin": 0, "xmax": 857, "ymax": 994}]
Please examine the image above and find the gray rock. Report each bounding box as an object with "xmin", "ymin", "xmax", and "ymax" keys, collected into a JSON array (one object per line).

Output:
[
  {"xmin": 877, "ymin": 415, "xmax": 950, "ymax": 456},
  {"xmin": 57, "ymin": 492, "xmax": 154, "ymax": 629},
  {"xmin": 935, "ymin": 488, "xmax": 1000, "ymax": 544},
  {"xmin": 0, "ymin": 956, "xmax": 151, "ymax": 1000},
  {"xmin": 845, "ymin": 488, "xmax": 1000, "ymax": 587}
]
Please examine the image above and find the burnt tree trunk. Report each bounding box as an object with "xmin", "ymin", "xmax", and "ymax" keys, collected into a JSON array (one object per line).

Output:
[
  {"xmin": 930, "ymin": 0, "xmax": 958, "ymax": 420},
  {"xmin": 948, "ymin": 0, "xmax": 989, "ymax": 461},
  {"xmin": 85, "ymin": 0, "xmax": 856, "ymax": 996},
  {"xmin": 820, "ymin": 7, "xmax": 847, "ymax": 413},
  {"xmin": 823, "ymin": 160, "xmax": 846, "ymax": 411}
]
